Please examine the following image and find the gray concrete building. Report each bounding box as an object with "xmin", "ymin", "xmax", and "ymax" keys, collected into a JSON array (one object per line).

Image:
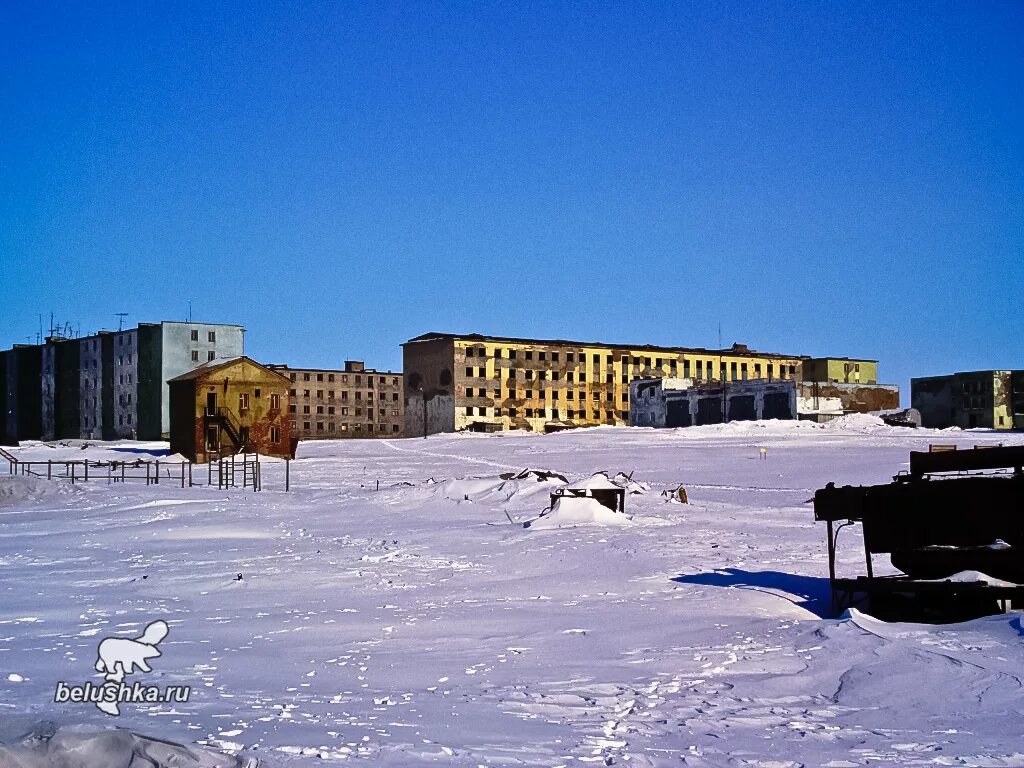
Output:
[
  {"xmin": 0, "ymin": 345, "xmax": 43, "ymax": 445},
  {"xmin": 268, "ymin": 360, "xmax": 404, "ymax": 439},
  {"xmin": 28, "ymin": 320, "xmax": 244, "ymax": 441}
]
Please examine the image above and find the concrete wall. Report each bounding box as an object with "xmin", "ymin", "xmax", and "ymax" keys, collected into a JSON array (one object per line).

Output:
[
  {"xmin": 159, "ymin": 322, "xmax": 245, "ymax": 438},
  {"xmin": 403, "ymin": 337, "xmax": 457, "ymax": 437},
  {"xmin": 79, "ymin": 336, "xmax": 103, "ymax": 439},
  {"xmin": 797, "ymin": 381, "xmax": 899, "ymax": 418},
  {"xmin": 0, "ymin": 346, "xmax": 42, "ymax": 445}
]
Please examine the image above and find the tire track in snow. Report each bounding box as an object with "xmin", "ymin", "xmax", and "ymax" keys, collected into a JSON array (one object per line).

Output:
[{"xmin": 380, "ymin": 440, "xmax": 524, "ymax": 472}]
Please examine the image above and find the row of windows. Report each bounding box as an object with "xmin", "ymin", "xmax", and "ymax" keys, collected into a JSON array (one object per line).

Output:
[
  {"xmin": 295, "ymin": 421, "xmax": 401, "ymax": 434},
  {"xmin": 465, "ymin": 346, "xmax": 798, "ymax": 374},
  {"xmin": 465, "ymin": 406, "xmax": 628, "ymax": 420},
  {"xmin": 463, "ymin": 362, "xmax": 797, "ymax": 382},
  {"xmin": 291, "ymin": 405, "xmax": 399, "ymax": 417},
  {"xmin": 288, "ymin": 372, "xmax": 399, "ymax": 387},
  {"xmin": 81, "ymin": 354, "xmax": 134, "ymax": 369},
  {"xmin": 191, "ymin": 350, "xmax": 217, "ymax": 362},
  {"xmin": 190, "ymin": 330, "xmax": 217, "ymax": 342},
  {"xmin": 289, "ymin": 389, "xmax": 400, "ymax": 402},
  {"xmin": 464, "ymin": 387, "xmax": 628, "ymax": 403}
]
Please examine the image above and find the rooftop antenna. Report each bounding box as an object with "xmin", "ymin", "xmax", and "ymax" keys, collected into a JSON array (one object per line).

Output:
[
  {"xmin": 718, "ymin": 321, "xmax": 722, "ymax": 350},
  {"xmin": 188, "ymin": 301, "xmax": 192, "ymax": 322},
  {"xmin": 116, "ymin": 312, "xmax": 128, "ymax": 331}
]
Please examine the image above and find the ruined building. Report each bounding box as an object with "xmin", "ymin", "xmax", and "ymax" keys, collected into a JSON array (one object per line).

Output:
[
  {"xmin": 267, "ymin": 360, "xmax": 404, "ymax": 439},
  {"xmin": 168, "ymin": 356, "xmax": 292, "ymax": 462},
  {"xmin": 912, "ymin": 371, "xmax": 1024, "ymax": 430},
  {"xmin": 402, "ymin": 332, "xmax": 806, "ymax": 436}
]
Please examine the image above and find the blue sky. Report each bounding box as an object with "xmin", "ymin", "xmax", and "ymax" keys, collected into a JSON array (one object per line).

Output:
[{"xmin": 1, "ymin": 1, "xmax": 1021, "ymax": 401}]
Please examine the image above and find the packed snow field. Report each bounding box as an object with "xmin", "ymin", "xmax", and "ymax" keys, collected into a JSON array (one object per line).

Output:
[{"xmin": 2, "ymin": 417, "xmax": 1024, "ymax": 767}]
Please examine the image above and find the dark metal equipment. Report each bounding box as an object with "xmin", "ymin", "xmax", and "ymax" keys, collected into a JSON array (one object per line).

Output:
[{"xmin": 813, "ymin": 445, "xmax": 1024, "ymax": 618}]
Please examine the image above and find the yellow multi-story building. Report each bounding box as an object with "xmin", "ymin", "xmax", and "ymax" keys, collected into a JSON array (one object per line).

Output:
[
  {"xmin": 801, "ymin": 357, "xmax": 879, "ymax": 385},
  {"xmin": 402, "ymin": 332, "xmax": 806, "ymax": 436}
]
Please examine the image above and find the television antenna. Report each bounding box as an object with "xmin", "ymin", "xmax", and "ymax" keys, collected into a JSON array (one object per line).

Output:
[{"xmin": 115, "ymin": 312, "xmax": 129, "ymax": 331}]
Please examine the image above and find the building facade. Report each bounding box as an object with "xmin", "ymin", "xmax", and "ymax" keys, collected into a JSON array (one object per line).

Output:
[
  {"xmin": 11, "ymin": 320, "xmax": 244, "ymax": 442},
  {"xmin": 631, "ymin": 378, "xmax": 797, "ymax": 428},
  {"xmin": 402, "ymin": 332, "xmax": 806, "ymax": 436},
  {"xmin": 801, "ymin": 357, "xmax": 879, "ymax": 385},
  {"xmin": 268, "ymin": 361, "xmax": 404, "ymax": 439},
  {"xmin": 912, "ymin": 371, "xmax": 1024, "ymax": 430},
  {"xmin": 169, "ymin": 357, "xmax": 292, "ymax": 462},
  {"xmin": 0, "ymin": 345, "xmax": 43, "ymax": 446}
]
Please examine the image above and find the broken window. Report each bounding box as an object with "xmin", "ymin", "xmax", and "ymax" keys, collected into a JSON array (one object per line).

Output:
[
  {"xmin": 466, "ymin": 367, "xmax": 474, "ymax": 377},
  {"xmin": 566, "ymin": 353, "xmax": 574, "ymax": 362},
  {"xmin": 552, "ymin": 371, "xmax": 560, "ymax": 381},
  {"xmin": 526, "ymin": 370, "xmax": 533, "ymax": 380},
  {"xmin": 552, "ymin": 352, "xmax": 559, "ymax": 362},
  {"xmin": 579, "ymin": 372, "xmax": 587, "ymax": 382},
  {"xmin": 190, "ymin": 330, "xmax": 199, "ymax": 341},
  {"xmin": 207, "ymin": 351, "xmax": 215, "ymax": 361},
  {"xmin": 239, "ymin": 393, "xmax": 250, "ymax": 411},
  {"xmin": 509, "ymin": 349, "xmax": 517, "ymax": 359},
  {"xmin": 191, "ymin": 350, "xmax": 199, "ymax": 362},
  {"xmin": 566, "ymin": 372, "xmax": 574, "ymax": 382},
  {"xmin": 303, "ymin": 405, "xmax": 310, "ymax": 414},
  {"xmin": 208, "ymin": 331, "xmax": 216, "ymax": 342},
  {"xmin": 466, "ymin": 347, "xmax": 474, "ymax": 358},
  {"xmin": 525, "ymin": 351, "xmax": 533, "ymax": 360},
  {"xmin": 539, "ymin": 351, "xmax": 546, "ymax": 361}
]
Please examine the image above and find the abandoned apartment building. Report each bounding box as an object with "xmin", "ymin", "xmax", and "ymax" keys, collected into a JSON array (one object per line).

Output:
[
  {"xmin": 1, "ymin": 320, "xmax": 244, "ymax": 444},
  {"xmin": 267, "ymin": 360, "xmax": 404, "ymax": 439},
  {"xmin": 401, "ymin": 331, "xmax": 809, "ymax": 436},
  {"xmin": 912, "ymin": 370, "xmax": 1024, "ymax": 430}
]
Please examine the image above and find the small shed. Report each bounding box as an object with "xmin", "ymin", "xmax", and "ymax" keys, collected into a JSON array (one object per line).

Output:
[{"xmin": 551, "ymin": 472, "xmax": 626, "ymax": 513}]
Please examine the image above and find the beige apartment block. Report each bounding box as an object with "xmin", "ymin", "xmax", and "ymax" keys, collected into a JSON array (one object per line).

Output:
[{"xmin": 268, "ymin": 360, "xmax": 404, "ymax": 439}]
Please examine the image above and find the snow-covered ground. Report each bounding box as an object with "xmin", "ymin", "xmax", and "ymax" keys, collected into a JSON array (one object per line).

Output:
[{"xmin": 2, "ymin": 417, "xmax": 1023, "ymax": 767}]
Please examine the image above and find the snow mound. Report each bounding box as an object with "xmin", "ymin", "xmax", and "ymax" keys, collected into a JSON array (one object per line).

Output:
[
  {"xmin": 0, "ymin": 724, "xmax": 252, "ymax": 768},
  {"xmin": 0, "ymin": 476, "xmax": 80, "ymax": 507},
  {"xmin": 526, "ymin": 496, "xmax": 632, "ymax": 529}
]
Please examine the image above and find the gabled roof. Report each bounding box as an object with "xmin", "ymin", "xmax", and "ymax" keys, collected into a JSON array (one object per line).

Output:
[{"xmin": 167, "ymin": 356, "xmax": 289, "ymax": 383}]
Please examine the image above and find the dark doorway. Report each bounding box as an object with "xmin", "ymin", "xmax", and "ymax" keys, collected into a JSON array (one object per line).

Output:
[
  {"xmin": 696, "ymin": 397, "xmax": 723, "ymax": 425},
  {"xmin": 206, "ymin": 392, "xmax": 217, "ymax": 416},
  {"xmin": 728, "ymin": 395, "xmax": 756, "ymax": 421},
  {"xmin": 206, "ymin": 426, "xmax": 219, "ymax": 450},
  {"xmin": 666, "ymin": 399, "xmax": 691, "ymax": 427},
  {"xmin": 763, "ymin": 392, "xmax": 793, "ymax": 420}
]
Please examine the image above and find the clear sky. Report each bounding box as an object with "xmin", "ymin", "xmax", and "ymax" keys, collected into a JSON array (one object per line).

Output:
[{"xmin": 1, "ymin": 2, "xmax": 1021, "ymax": 402}]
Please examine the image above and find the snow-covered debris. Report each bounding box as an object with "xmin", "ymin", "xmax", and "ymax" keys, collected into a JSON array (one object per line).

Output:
[
  {"xmin": 525, "ymin": 495, "xmax": 632, "ymax": 529},
  {"xmin": 0, "ymin": 724, "xmax": 250, "ymax": 768}
]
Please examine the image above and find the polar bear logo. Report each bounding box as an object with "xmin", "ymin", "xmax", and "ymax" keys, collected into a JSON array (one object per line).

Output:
[{"xmin": 95, "ymin": 620, "xmax": 169, "ymax": 683}]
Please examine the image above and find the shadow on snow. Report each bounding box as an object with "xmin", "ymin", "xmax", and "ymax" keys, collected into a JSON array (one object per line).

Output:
[{"xmin": 672, "ymin": 567, "xmax": 832, "ymax": 618}]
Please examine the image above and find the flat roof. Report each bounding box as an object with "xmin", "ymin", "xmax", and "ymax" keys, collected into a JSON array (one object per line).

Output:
[
  {"xmin": 266, "ymin": 364, "xmax": 401, "ymax": 375},
  {"xmin": 806, "ymin": 356, "xmax": 879, "ymax": 363},
  {"xmin": 912, "ymin": 370, "xmax": 1024, "ymax": 380},
  {"xmin": 403, "ymin": 331, "xmax": 805, "ymax": 360}
]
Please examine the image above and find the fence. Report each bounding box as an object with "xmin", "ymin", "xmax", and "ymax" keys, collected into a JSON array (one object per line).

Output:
[{"xmin": 1, "ymin": 448, "xmax": 291, "ymax": 492}]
